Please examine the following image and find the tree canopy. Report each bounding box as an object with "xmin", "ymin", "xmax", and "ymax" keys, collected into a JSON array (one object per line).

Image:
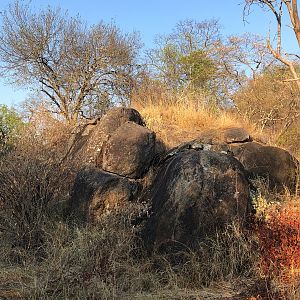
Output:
[
  {"xmin": 146, "ymin": 19, "xmax": 220, "ymax": 92},
  {"xmin": 145, "ymin": 19, "xmax": 273, "ymax": 105},
  {"xmin": 0, "ymin": 1, "xmax": 141, "ymax": 124}
]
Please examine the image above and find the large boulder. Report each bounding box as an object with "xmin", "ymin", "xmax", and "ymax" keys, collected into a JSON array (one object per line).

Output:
[
  {"xmin": 101, "ymin": 122, "xmax": 156, "ymax": 179},
  {"xmin": 69, "ymin": 167, "xmax": 139, "ymax": 222},
  {"xmin": 197, "ymin": 127, "xmax": 252, "ymax": 145},
  {"xmin": 230, "ymin": 142, "xmax": 299, "ymax": 192},
  {"xmin": 143, "ymin": 148, "xmax": 251, "ymax": 251},
  {"xmin": 194, "ymin": 127, "xmax": 299, "ymax": 192},
  {"xmin": 98, "ymin": 107, "xmax": 145, "ymax": 135},
  {"xmin": 66, "ymin": 107, "xmax": 145, "ymax": 166}
]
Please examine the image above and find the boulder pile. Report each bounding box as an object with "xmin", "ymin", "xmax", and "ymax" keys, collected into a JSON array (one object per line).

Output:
[{"xmin": 67, "ymin": 108, "xmax": 299, "ymax": 251}]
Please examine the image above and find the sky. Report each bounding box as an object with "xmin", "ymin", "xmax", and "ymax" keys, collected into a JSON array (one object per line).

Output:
[{"xmin": 0, "ymin": 0, "xmax": 298, "ymax": 107}]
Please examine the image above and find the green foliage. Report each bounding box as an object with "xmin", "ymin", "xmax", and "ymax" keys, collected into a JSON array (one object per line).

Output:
[
  {"xmin": 154, "ymin": 46, "xmax": 216, "ymax": 92},
  {"xmin": 148, "ymin": 19, "xmax": 219, "ymax": 93},
  {"xmin": 0, "ymin": 104, "xmax": 23, "ymax": 153},
  {"xmin": 179, "ymin": 50, "xmax": 216, "ymax": 90}
]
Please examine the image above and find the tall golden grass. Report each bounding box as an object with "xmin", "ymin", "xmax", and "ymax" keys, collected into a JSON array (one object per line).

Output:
[{"xmin": 132, "ymin": 86, "xmax": 258, "ymax": 147}]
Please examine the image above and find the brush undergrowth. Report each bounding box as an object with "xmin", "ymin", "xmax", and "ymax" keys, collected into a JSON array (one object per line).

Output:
[
  {"xmin": 0, "ymin": 138, "xmax": 258, "ymax": 298},
  {"xmin": 0, "ymin": 216, "xmax": 258, "ymax": 299},
  {"xmin": 252, "ymin": 181, "xmax": 300, "ymax": 299}
]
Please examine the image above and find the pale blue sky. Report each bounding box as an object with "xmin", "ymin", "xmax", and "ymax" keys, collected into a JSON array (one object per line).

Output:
[{"xmin": 0, "ymin": 0, "xmax": 298, "ymax": 106}]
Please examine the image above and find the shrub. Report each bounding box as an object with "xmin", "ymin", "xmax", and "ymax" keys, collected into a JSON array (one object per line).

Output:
[
  {"xmin": 0, "ymin": 124, "xmax": 75, "ymax": 263},
  {"xmin": 0, "ymin": 104, "xmax": 24, "ymax": 155},
  {"xmin": 277, "ymin": 120, "xmax": 300, "ymax": 158},
  {"xmin": 255, "ymin": 201, "xmax": 300, "ymax": 282},
  {"xmin": 0, "ymin": 210, "xmax": 161, "ymax": 299},
  {"xmin": 0, "ymin": 216, "xmax": 259, "ymax": 299}
]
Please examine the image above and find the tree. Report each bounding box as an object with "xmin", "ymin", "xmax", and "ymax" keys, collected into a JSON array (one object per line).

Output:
[
  {"xmin": 146, "ymin": 19, "xmax": 272, "ymax": 105},
  {"xmin": 0, "ymin": 1, "xmax": 141, "ymax": 124},
  {"xmin": 244, "ymin": 0, "xmax": 300, "ymax": 92},
  {"xmin": 146, "ymin": 19, "xmax": 220, "ymax": 92},
  {"xmin": 179, "ymin": 50, "xmax": 216, "ymax": 90},
  {"xmin": 221, "ymin": 34, "xmax": 274, "ymax": 81},
  {"xmin": 208, "ymin": 33, "xmax": 275, "ymax": 103},
  {"xmin": 0, "ymin": 104, "xmax": 23, "ymax": 154}
]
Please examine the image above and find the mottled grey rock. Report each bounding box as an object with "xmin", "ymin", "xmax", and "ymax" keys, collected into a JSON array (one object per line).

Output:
[
  {"xmin": 197, "ymin": 127, "xmax": 252, "ymax": 145},
  {"xmin": 98, "ymin": 107, "xmax": 145, "ymax": 135},
  {"xmin": 230, "ymin": 142, "xmax": 299, "ymax": 192},
  {"xmin": 66, "ymin": 107, "xmax": 145, "ymax": 166},
  {"xmin": 101, "ymin": 122, "xmax": 156, "ymax": 179},
  {"xmin": 143, "ymin": 149, "xmax": 251, "ymax": 251},
  {"xmin": 69, "ymin": 167, "xmax": 139, "ymax": 222}
]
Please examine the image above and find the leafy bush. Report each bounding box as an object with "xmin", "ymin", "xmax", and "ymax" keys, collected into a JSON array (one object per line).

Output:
[
  {"xmin": 0, "ymin": 123, "xmax": 75, "ymax": 264},
  {"xmin": 0, "ymin": 104, "xmax": 23, "ymax": 154}
]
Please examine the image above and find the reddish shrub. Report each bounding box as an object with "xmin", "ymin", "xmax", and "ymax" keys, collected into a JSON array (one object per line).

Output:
[{"xmin": 255, "ymin": 202, "xmax": 300, "ymax": 282}]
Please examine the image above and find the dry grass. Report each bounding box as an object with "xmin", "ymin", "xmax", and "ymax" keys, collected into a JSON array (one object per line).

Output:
[
  {"xmin": 132, "ymin": 82, "xmax": 300, "ymax": 161},
  {"xmin": 0, "ymin": 214, "xmax": 258, "ymax": 299},
  {"xmin": 132, "ymin": 87, "xmax": 259, "ymax": 148}
]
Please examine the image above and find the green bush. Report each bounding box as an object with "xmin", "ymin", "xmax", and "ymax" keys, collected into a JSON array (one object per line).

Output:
[{"xmin": 0, "ymin": 104, "xmax": 23, "ymax": 154}]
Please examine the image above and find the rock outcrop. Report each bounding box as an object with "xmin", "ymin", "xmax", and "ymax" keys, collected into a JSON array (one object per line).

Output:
[
  {"xmin": 67, "ymin": 108, "xmax": 156, "ymax": 221},
  {"xmin": 192, "ymin": 127, "xmax": 299, "ymax": 192},
  {"xmin": 67, "ymin": 108, "xmax": 299, "ymax": 253},
  {"xmin": 66, "ymin": 107, "xmax": 147, "ymax": 165},
  {"xmin": 197, "ymin": 127, "xmax": 252, "ymax": 145},
  {"xmin": 98, "ymin": 107, "xmax": 145, "ymax": 134},
  {"xmin": 101, "ymin": 122, "xmax": 156, "ymax": 179}
]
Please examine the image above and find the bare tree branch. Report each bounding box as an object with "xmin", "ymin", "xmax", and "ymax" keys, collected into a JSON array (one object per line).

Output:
[
  {"xmin": 244, "ymin": 0, "xmax": 300, "ymax": 92},
  {"xmin": 0, "ymin": 1, "xmax": 141, "ymax": 124}
]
